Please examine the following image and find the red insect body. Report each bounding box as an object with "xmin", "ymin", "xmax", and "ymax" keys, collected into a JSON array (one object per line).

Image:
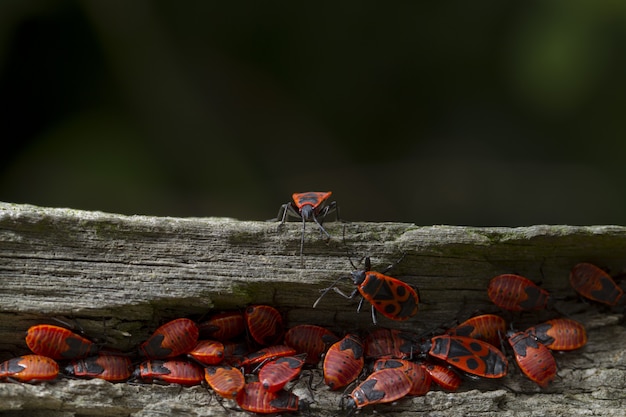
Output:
[
  {"xmin": 65, "ymin": 353, "xmax": 132, "ymax": 382},
  {"xmin": 424, "ymin": 335, "xmax": 508, "ymax": 378},
  {"xmin": 488, "ymin": 274, "xmax": 551, "ymax": 311},
  {"xmin": 236, "ymin": 381, "xmax": 301, "ymax": 414},
  {"xmin": 323, "ymin": 334, "xmax": 364, "ymax": 390},
  {"xmin": 346, "ymin": 368, "xmax": 414, "ymax": 409},
  {"xmin": 25, "ymin": 324, "xmax": 96, "ymax": 360},
  {"xmin": 236, "ymin": 345, "xmax": 297, "ymax": 371},
  {"xmin": 570, "ymin": 262, "xmax": 623, "ymax": 306},
  {"xmin": 284, "ymin": 324, "xmax": 338, "ymax": 365},
  {"xmin": 314, "ymin": 257, "xmax": 419, "ymax": 324},
  {"xmin": 204, "ymin": 365, "xmax": 245, "ymax": 400},
  {"xmin": 139, "ymin": 318, "xmax": 199, "ymax": 359},
  {"xmin": 372, "ymin": 358, "xmax": 431, "ymax": 396},
  {"xmin": 446, "ymin": 314, "xmax": 506, "ymax": 347},
  {"xmin": 423, "ymin": 362, "xmax": 462, "ymax": 392},
  {"xmin": 134, "ymin": 359, "xmax": 204, "ymax": 386},
  {"xmin": 276, "ymin": 191, "xmax": 336, "ymax": 266},
  {"xmin": 364, "ymin": 328, "xmax": 416, "ymax": 360},
  {"xmin": 259, "ymin": 355, "xmax": 305, "ymax": 392},
  {"xmin": 198, "ymin": 311, "xmax": 245, "ymax": 341},
  {"xmin": 244, "ymin": 305, "xmax": 284, "ymax": 346},
  {"xmin": 188, "ymin": 340, "xmax": 224, "ymax": 365},
  {"xmin": 0, "ymin": 355, "xmax": 59, "ymax": 382},
  {"xmin": 508, "ymin": 331, "xmax": 557, "ymax": 388},
  {"xmin": 526, "ymin": 318, "xmax": 587, "ymax": 351}
]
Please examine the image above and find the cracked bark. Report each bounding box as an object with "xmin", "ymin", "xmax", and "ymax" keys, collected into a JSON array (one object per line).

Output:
[{"xmin": 1, "ymin": 202, "xmax": 626, "ymax": 416}]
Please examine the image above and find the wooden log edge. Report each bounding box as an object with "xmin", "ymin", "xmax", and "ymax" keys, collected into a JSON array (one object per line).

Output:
[{"xmin": 1, "ymin": 202, "xmax": 626, "ymax": 416}]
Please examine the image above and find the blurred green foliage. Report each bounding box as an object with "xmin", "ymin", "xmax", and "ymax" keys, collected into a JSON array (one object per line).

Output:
[{"xmin": 1, "ymin": 1, "xmax": 625, "ymax": 225}]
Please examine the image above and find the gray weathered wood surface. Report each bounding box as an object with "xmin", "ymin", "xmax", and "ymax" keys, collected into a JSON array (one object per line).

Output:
[{"xmin": 1, "ymin": 202, "xmax": 626, "ymax": 416}]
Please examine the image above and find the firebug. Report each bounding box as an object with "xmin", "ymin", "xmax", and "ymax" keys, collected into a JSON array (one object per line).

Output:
[
  {"xmin": 236, "ymin": 381, "xmax": 302, "ymax": 414},
  {"xmin": 421, "ymin": 335, "xmax": 508, "ymax": 378},
  {"xmin": 244, "ymin": 305, "xmax": 284, "ymax": 346},
  {"xmin": 133, "ymin": 359, "xmax": 204, "ymax": 386},
  {"xmin": 204, "ymin": 365, "xmax": 245, "ymax": 400},
  {"xmin": 64, "ymin": 353, "xmax": 132, "ymax": 382},
  {"xmin": 25, "ymin": 324, "xmax": 97, "ymax": 360},
  {"xmin": 488, "ymin": 274, "xmax": 551, "ymax": 311},
  {"xmin": 0, "ymin": 354, "xmax": 59, "ymax": 383},
  {"xmin": 569, "ymin": 262, "xmax": 623, "ymax": 306},
  {"xmin": 314, "ymin": 256, "xmax": 419, "ymax": 325},
  {"xmin": 507, "ymin": 330, "xmax": 557, "ymax": 388},
  {"xmin": 276, "ymin": 191, "xmax": 337, "ymax": 266},
  {"xmin": 284, "ymin": 324, "xmax": 339, "ymax": 365},
  {"xmin": 526, "ymin": 318, "xmax": 587, "ymax": 351},
  {"xmin": 323, "ymin": 333, "xmax": 364, "ymax": 390},
  {"xmin": 138, "ymin": 318, "xmax": 199, "ymax": 359}
]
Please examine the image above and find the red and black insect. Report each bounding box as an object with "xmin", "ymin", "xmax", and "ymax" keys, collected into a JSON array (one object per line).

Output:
[
  {"xmin": 363, "ymin": 328, "xmax": 416, "ymax": 360},
  {"xmin": 64, "ymin": 353, "xmax": 132, "ymax": 382},
  {"xmin": 421, "ymin": 335, "xmax": 508, "ymax": 378},
  {"xmin": 487, "ymin": 274, "xmax": 551, "ymax": 311},
  {"xmin": 187, "ymin": 340, "xmax": 224, "ymax": 365},
  {"xmin": 25, "ymin": 324, "xmax": 97, "ymax": 360},
  {"xmin": 345, "ymin": 367, "xmax": 414, "ymax": 409},
  {"xmin": 0, "ymin": 354, "xmax": 59, "ymax": 383},
  {"xmin": 258, "ymin": 355, "xmax": 306, "ymax": 392},
  {"xmin": 138, "ymin": 318, "xmax": 199, "ymax": 359},
  {"xmin": 276, "ymin": 191, "xmax": 337, "ymax": 266},
  {"xmin": 133, "ymin": 359, "xmax": 204, "ymax": 386},
  {"xmin": 204, "ymin": 365, "xmax": 245, "ymax": 400},
  {"xmin": 372, "ymin": 358, "xmax": 432, "ymax": 396},
  {"xmin": 235, "ymin": 345, "xmax": 297, "ymax": 371},
  {"xmin": 198, "ymin": 311, "xmax": 245, "ymax": 341},
  {"xmin": 284, "ymin": 324, "xmax": 339, "ymax": 365},
  {"xmin": 236, "ymin": 381, "xmax": 302, "ymax": 414},
  {"xmin": 570, "ymin": 262, "xmax": 624, "ymax": 306},
  {"xmin": 507, "ymin": 330, "xmax": 557, "ymax": 388},
  {"xmin": 244, "ymin": 305, "xmax": 284, "ymax": 346},
  {"xmin": 323, "ymin": 333, "xmax": 364, "ymax": 390},
  {"xmin": 446, "ymin": 314, "xmax": 507, "ymax": 347},
  {"xmin": 314, "ymin": 256, "xmax": 419, "ymax": 324},
  {"xmin": 422, "ymin": 362, "xmax": 462, "ymax": 392},
  {"xmin": 525, "ymin": 318, "xmax": 587, "ymax": 351}
]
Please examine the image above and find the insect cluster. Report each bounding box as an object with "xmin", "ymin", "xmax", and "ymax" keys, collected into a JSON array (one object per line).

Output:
[{"xmin": 1, "ymin": 192, "xmax": 623, "ymax": 415}]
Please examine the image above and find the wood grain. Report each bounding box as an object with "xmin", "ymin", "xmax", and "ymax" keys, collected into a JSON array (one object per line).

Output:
[{"xmin": 1, "ymin": 202, "xmax": 626, "ymax": 416}]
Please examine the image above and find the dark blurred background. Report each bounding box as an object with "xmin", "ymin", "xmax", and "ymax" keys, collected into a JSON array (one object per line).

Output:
[{"xmin": 1, "ymin": 1, "xmax": 625, "ymax": 226}]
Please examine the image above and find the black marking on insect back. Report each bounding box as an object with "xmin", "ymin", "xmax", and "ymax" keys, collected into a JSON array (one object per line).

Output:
[
  {"xmin": 430, "ymin": 337, "xmax": 448, "ymax": 357},
  {"xmin": 142, "ymin": 334, "xmax": 173, "ymax": 358},
  {"xmin": 447, "ymin": 339, "xmax": 475, "ymax": 358},
  {"xmin": 463, "ymin": 357, "xmax": 480, "ymax": 371},
  {"xmin": 269, "ymin": 390, "xmax": 298, "ymax": 409},
  {"xmin": 340, "ymin": 336, "xmax": 364, "ymax": 360},
  {"xmin": 356, "ymin": 379, "xmax": 386, "ymax": 402},
  {"xmin": 81, "ymin": 358, "xmax": 105, "ymax": 375},
  {"xmin": 485, "ymin": 351, "xmax": 507, "ymax": 376},
  {"xmin": 277, "ymin": 357, "xmax": 302, "ymax": 369},
  {"xmin": 63, "ymin": 336, "xmax": 92, "ymax": 359},
  {"xmin": 362, "ymin": 274, "xmax": 396, "ymax": 300},
  {"xmin": 531, "ymin": 323, "xmax": 556, "ymax": 346},
  {"xmin": 452, "ymin": 325, "xmax": 474, "ymax": 337},
  {"xmin": 518, "ymin": 286, "xmax": 547, "ymax": 310},
  {"xmin": 6, "ymin": 357, "xmax": 26, "ymax": 374},
  {"xmin": 151, "ymin": 361, "xmax": 172, "ymax": 375},
  {"xmin": 592, "ymin": 277, "xmax": 622, "ymax": 304}
]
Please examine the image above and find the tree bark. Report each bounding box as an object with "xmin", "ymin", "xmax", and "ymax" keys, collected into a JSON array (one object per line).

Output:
[{"xmin": 1, "ymin": 202, "xmax": 625, "ymax": 416}]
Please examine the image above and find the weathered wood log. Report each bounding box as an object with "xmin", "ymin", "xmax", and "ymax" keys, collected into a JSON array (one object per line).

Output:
[{"xmin": 1, "ymin": 201, "xmax": 626, "ymax": 416}]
